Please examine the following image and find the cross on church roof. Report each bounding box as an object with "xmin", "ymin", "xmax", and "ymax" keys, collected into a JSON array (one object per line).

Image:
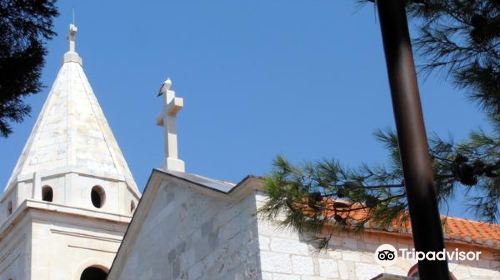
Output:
[
  {"xmin": 64, "ymin": 24, "xmax": 82, "ymax": 65},
  {"xmin": 68, "ymin": 24, "xmax": 77, "ymax": 52},
  {"xmin": 157, "ymin": 78, "xmax": 185, "ymax": 172}
]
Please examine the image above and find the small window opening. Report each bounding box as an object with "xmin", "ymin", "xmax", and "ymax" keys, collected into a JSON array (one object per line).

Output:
[
  {"xmin": 130, "ymin": 200, "xmax": 136, "ymax": 213},
  {"xmin": 7, "ymin": 201, "xmax": 13, "ymax": 215},
  {"xmin": 91, "ymin": 186, "xmax": 105, "ymax": 208},
  {"xmin": 80, "ymin": 266, "xmax": 107, "ymax": 280},
  {"xmin": 42, "ymin": 186, "xmax": 53, "ymax": 202}
]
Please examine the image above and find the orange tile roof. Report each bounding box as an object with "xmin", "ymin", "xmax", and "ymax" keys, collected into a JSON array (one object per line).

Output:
[
  {"xmin": 359, "ymin": 215, "xmax": 499, "ymax": 249},
  {"xmin": 441, "ymin": 217, "xmax": 500, "ymax": 248},
  {"xmin": 300, "ymin": 198, "xmax": 500, "ymax": 249},
  {"xmin": 361, "ymin": 214, "xmax": 500, "ymax": 249}
]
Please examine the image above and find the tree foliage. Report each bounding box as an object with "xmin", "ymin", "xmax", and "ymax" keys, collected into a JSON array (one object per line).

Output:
[
  {"xmin": 362, "ymin": 0, "xmax": 500, "ymax": 123},
  {"xmin": 0, "ymin": 0, "xmax": 58, "ymax": 137},
  {"xmin": 260, "ymin": 0, "xmax": 499, "ymax": 245},
  {"xmin": 405, "ymin": 0, "xmax": 500, "ymax": 123},
  {"xmin": 259, "ymin": 131, "xmax": 499, "ymax": 247}
]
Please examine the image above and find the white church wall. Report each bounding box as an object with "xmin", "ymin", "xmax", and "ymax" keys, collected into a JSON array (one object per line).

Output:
[
  {"xmin": 123, "ymin": 184, "xmax": 139, "ymax": 215},
  {"xmin": 68, "ymin": 174, "xmax": 120, "ymax": 212},
  {"xmin": 0, "ymin": 187, "xmax": 17, "ymax": 225},
  {"xmin": 30, "ymin": 209, "xmax": 127, "ymax": 280},
  {"xmin": 1, "ymin": 172, "xmax": 137, "ymax": 221},
  {"xmin": 108, "ymin": 178, "xmax": 262, "ymax": 280},
  {"xmin": 35, "ymin": 172, "xmax": 137, "ymax": 216},
  {"xmin": 16, "ymin": 180, "xmax": 32, "ymax": 206},
  {"xmin": 255, "ymin": 192, "xmax": 500, "ymax": 280},
  {"xmin": 0, "ymin": 209, "xmax": 31, "ymax": 280},
  {"xmin": 40, "ymin": 174, "xmax": 66, "ymax": 203}
]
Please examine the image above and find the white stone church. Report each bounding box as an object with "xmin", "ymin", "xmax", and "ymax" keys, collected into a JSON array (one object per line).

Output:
[{"xmin": 0, "ymin": 25, "xmax": 498, "ymax": 280}]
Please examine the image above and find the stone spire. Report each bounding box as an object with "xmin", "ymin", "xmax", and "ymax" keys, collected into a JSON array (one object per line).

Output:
[
  {"xmin": 156, "ymin": 78, "xmax": 185, "ymax": 172},
  {"xmin": 4, "ymin": 24, "xmax": 139, "ymax": 194}
]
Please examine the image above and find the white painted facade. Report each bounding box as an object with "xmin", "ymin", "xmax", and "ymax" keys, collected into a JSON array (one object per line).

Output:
[
  {"xmin": 0, "ymin": 25, "xmax": 140, "ymax": 280},
  {"xmin": 108, "ymin": 171, "xmax": 500, "ymax": 280}
]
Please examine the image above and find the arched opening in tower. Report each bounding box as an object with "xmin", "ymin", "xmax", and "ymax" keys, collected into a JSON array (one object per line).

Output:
[
  {"xmin": 80, "ymin": 266, "xmax": 108, "ymax": 280},
  {"xmin": 91, "ymin": 185, "xmax": 106, "ymax": 208},
  {"xmin": 42, "ymin": 185, "xmax": 53, "ymax": 202}
]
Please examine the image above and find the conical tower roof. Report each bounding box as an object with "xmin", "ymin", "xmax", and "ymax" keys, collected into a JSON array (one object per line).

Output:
[{"xmin": 5, "ymin": 24, "xmax": 138, "ymax": 194}]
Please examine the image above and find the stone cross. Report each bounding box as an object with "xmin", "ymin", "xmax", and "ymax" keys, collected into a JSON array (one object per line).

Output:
[
  {"xmin": 63, "ymin": 23, "xmax": 82, "ymax": 65},
  {"xmin": 157, "ymin": 78, "xmax": 185, "ymax": 172}
]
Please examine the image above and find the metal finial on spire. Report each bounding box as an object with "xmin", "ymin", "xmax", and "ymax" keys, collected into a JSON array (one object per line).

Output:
[{"xmin": 68, "ymin": 23, "xmax": 78, "ymax": 52}]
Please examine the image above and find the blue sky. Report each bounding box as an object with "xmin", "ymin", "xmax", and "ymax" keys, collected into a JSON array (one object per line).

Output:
[{"xmin": 0, "ymin": 1, "xmax": 492, "ymax": 219}]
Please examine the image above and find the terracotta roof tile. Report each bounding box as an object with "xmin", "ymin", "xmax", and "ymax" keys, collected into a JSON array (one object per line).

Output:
[
  {"xmin": 442, "ymin": 217, "xmax": 500, "ymax": 248},
  {"xmin": 305, "ymin": 198, "xmax": 500, "ymax": 249}
]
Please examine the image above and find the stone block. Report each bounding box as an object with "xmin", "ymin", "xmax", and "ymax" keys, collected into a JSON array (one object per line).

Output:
[
  {"xmin": 273, "ymin": 273, "xmax": 300, "ymax": 280},
  {"xmin": 342, "ymin": 251, "xmax": 361, "ymax": 262},
  {"xmin": 468, "ymin": 266, "xmax": 500, "ymax": 277},
  {"xmin": 301, "ymin": 276, "xmax": 329, "ymax": 280},
  {"xmin": 259, "ymin": 235, "xmax": 271, "ymax": 251},
  {"xmin": 360, "ymin": 252, "xmax": 375, "ymax": 263},
  {"xmin": 337, "ymin": 260, "xmax": 355, "ymax": 280},
  {"xmin": 355, "ymin": 263, "xmax": 384, "ymax": 280},
  {"xmin": 260, "ymin": 251, "xmax": 292, "ymax": 273},
  {"xmin": 261, "ymin": 271, "xmax": 273, "ymax": 280},
  {"xmin": 318, "ymin": 258, "xmax": 339, "ymax": 278},
  {"xmin": 291, "ymin": 255, "xmax": 314, "ymax": 275},
  {"xmin": 383, "ymin": 265, "xmax": 406, "ymax": 276},
  {"xmin": 326, "ymin": 250, "xmax": 342, "ymax": 259},
  {"xmin": 449, "ymin": 265, "xmax": 471, "ymax": 278},
  {"xmin": 271, "ymin": 237, "xmax": 309, "ymax": 255},
  {"xmin": 257, "ymin": 220, "xmax": 300, "ymax": 240}
]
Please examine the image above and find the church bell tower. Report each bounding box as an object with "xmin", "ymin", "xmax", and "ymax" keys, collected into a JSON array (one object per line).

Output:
[{"xmin": 0, "ymin": 24, "xmax": 140, "ymax": 280}]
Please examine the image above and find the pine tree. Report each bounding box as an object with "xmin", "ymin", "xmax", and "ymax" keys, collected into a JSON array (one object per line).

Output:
[
  {"xmin": 260, "ymin": 131, "xmax": 498, "ymax": 246},
  {"xmin": 405, "ymin": 0, "xmax": 500, "ymax": 123},
  {"xmin": 259, "ymin": 0, "xmax": 499, "ymax": 247},
  {"xmin": 0, "ymin": 0, "xmax": 59, "ymax": 137}
]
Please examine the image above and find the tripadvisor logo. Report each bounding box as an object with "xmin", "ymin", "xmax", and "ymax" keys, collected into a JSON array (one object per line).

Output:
[
  {"xmin": 374, "ymin": 244, "xmax": 482, "ymax": 266},
  {"xmin": 375, "ymin": 244, "xmax": 398, "ymax": 266}
]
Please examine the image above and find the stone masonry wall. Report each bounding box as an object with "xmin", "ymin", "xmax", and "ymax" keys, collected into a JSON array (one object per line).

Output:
[
  {"xmin": 255, "ymin": 192, "xmax": 499, "ymax": 280},
  {"xmin": 0, "ymin": 212, "xmax": 31, "ymax": 280},
  {"xmin": 111, "ymin": 180, "xmax": 262, "ymax": 280}
]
